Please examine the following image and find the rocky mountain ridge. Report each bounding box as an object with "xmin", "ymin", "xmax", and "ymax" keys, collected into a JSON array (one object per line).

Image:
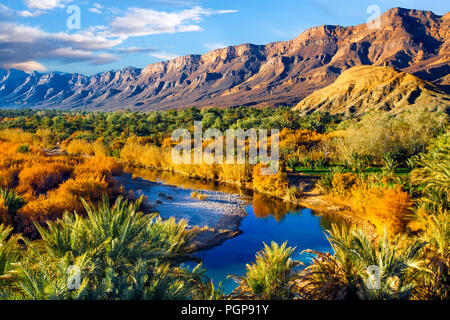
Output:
[{"xmin": 0, "ymin": 7, "xmax": 449, "ymax": 111}]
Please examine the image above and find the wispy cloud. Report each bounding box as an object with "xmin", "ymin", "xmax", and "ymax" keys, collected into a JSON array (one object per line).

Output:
[
  {"xmin": 0, "ymin": 22, "xmax": 121, "ymax": 71},
  {"xmin": 147, "ymin": 0, "xmax": 201, "ymax": 5},
  {"xmin": 0, "ymin": 4, "xmax": 238, "ymax": 72},
  {"xmin": 150, "ymin": 52, "xmax": 180, "ymax": 60},
  {"xmin": 89, "ymin": 7, "xmax": 102, "ymax": 14},
  {"xmin": 23, "ymin": 0, "xmax": 72, "ymax": 11},
  {"xmin": 89, "ymin": 3, "xmax": 103, "ymax": 14},
  {"xmin": 0, "ymin": 4, "xmax": 13, "ymax": 19},
  {"xmin": 117, "ymin": 47, "xmax": 159, "ymax": 54},
  {"xmin": 106, "ymin": 6, "xmax": 238, "ymax": 39},
  {"xmin": 203, "ymin": 42, "xmax": 228, "ymax": 51},
  {"xmin": 18, "ymin": 10, "xmax": 44, "ymax": 17},
  {"xmin": 7, "ymin": 61, "xmax": 47, "ymax": 72}
]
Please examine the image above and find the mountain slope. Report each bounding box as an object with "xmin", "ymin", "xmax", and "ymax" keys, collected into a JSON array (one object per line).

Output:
[
  {"xmin": 293, "ymin": 65, "xmax": 450, "ymax": 115},
  {"xmin": 0, "ymin": 7, "xmax": 449, "ymax": 111}
]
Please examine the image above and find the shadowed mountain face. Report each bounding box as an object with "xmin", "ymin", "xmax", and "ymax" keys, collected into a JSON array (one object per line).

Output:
[
  {"xmin": 293, "ymin": 65, "xmax": 450, "ymax": 115},
  {"xmin": 0, "ymin": 7, "xmax": 449, "ymax": 111}
]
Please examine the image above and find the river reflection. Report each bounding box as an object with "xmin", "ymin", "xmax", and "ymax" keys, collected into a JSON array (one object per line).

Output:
[
  {"xmin": 125, "ymin": 166, "xmax": 244, "ymax": 195},
  {"xmin": 251, "ymin": 193, "xmax": 302, "ymax": 221},
  {"xmin": 125, "ymin": 167, "xmax": 339, "ymax": 293},
  {"xmin": 126, "ymin": 166, "xmax": 307, "ymax": 222}
]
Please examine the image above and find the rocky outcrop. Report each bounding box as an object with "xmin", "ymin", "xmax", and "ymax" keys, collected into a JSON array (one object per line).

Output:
[{"xmin": 293, "ymin": 65, "xmax": 450, "ymax": 115}]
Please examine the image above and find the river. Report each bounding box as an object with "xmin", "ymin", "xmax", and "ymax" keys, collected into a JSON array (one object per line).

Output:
[{"xmin": 119, "ymin": 168, "xmax": 336, "ymax": 293}]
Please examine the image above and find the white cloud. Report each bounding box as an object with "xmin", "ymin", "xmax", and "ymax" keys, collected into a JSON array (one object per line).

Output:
[
  {"xmin": 148, "ymin": 0, "xmax": 198, "ymax": 5},
  {"xmin": 0, "ymin": 22, "xmax": 122, "ymax": 71},
  {"xmin": 0, "ymin": 4, "xmax": 13, "ymax": 19},
  {"xmin": 18, "ymin": 10, "xmax": 44, "ymax": 17},
  {"xmin": 5, "ymin": 61, "xmax": 47, "ymax": 72},
  {"xmin": 23, "ymin": 0, "xmax": 72, "ymax": 11},
  {"xmin": 150, "ymin": 52, "xmax": 180, "ymax": 60},
  {"xmin": 1, "ymin": 5, "xmax": 238, "ymax": 72},
  {"xmin": 203, "ymin": 42, "xmax": 228, "ymax": 51},
  {"xmin": 89, "ymin": 3, "xmax": 104, "ymax": 14},
  {"xmin": 117, "ymin": 47, "xmax": 159, "ymax": 54},
  {"xmin": 107, "ymin": 6, "xmax": 238, "ymax": 39},
  {"xmin": 89, "ymin": 8, "xmax": 102, "ymax": 14}
]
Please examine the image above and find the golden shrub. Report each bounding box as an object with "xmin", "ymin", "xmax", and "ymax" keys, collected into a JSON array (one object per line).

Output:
[
  {"xmin": 16, "ymin": 162, "xmax": 73, "ymax": 195},
  {"xmin": 18, "ymin": 172, "xmax": 116, "ymax": 222},
  {"xmin": 34, "ymin": 128, "xmax": 55, "ymax": 148},
  {"xmin": 366, "ymin": 186, "xmax": 412, "ymax": 234},
  {"xmin": 252, "ymin": 163, "xmax": 288, "ymax": 198},
  {"xmin": 58, "ymin": 173, "xmax": 110, "ymax": 202},
  {"xmin": 0, "ymin": 198, "xmax": 11, "ymax": 225},
  {"xmin": 331, "ymin": 173, "xmax": 358, "ymax": 196},
  {"xmin": 92, "ymin": 139, "xmax": 108, "ymax": 157},
  {"xmin": 219, "ymin": 163, "xmax": 252, "ymax": 185},
  {"xmin": 0, "ymin": 168, "xmax": 19, "ymax": 189},
  {"xmin": 0, "ymin": 129, "xmax": 34, "ymax": 145},
  {"xmin": 351, "ymin": 184, "xmax": 412, "ymax": 234},
  {"xmin": 18, "ymin": 192, "xmax": 77, "ymax": 221},
  {"xmin": 74, "ymin": 156, "xmax": 123, "ymax": 183},
  {"xmin": 65, "ymin": 139, "xmax": 95, "ymax": 156}
]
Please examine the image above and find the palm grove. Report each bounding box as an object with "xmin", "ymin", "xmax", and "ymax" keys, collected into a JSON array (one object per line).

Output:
[{"xmin": 0, "ymin": 107, "xmax": 448, "ymax": 300}]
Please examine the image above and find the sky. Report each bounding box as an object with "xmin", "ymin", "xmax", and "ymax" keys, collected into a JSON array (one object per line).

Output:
[{"xmin": 0, "ymin": 0, "xmax": 448, "ymax": 75}]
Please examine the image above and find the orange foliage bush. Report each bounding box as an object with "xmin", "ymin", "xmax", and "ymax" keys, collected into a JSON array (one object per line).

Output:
[
  {"xmin": 19, "ymin": 173, "xmax": 112, "ymax": 220},
  {"xmin": 0, "ymin": 137, "xmax": 125, "ymax": 237},
  {"xmin": 16, "ymin": 162, "xmax": 73, "ymax": 195},
  {"xmin": 64, "ymin": 138, "xmax": 108, "ymax": 156},
  {"xmin": 0, "ymin": 198, "xmax": 11, "ymax": 225},
  {"xmin": 351, "ymin": 184, "xmax": 412, "ymax": 234},
  {"xmin": 15, "ymin": 155, "xmax": 123, "ymax": 237},
  {"xmin": 58, "ymin": 173, "xmax": 111, "ymax": 202},
  {"xmin": 0, "ymin": 168, "xmax": 19, "ymax": 189},
  {"xmin": 74, "ymin": 156, "xmax": 123, "ymax": 183},
  {"xmin": 0, "ymin": 128, "xmax": 34, "ymax": 145},
  {"xmin": 252, "ymin": 163, "xmax": 288, "ymax": 199},
  {"xmin": 279, "ymin": 129, "xmax": 325, "ymax": 148},
  {"xmin": 120, "ymin": 138, "xmax": 171, "ymax": 169},
  {"xmin": 219, "ymin": 164, "xmax": 252, "ymax": 186},
  {"xmin": 331, "ymin": 173, "xmax": 359, "ymax": 196}
]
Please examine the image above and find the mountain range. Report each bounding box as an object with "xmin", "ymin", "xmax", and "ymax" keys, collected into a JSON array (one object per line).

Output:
[{"xmin": 0, "ymin": 7, "xmax": 449, "ymax": 112}]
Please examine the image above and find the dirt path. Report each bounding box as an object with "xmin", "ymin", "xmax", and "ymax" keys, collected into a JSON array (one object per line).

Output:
[{"xmin": 289, "ymin": 173, "xmax": 376, "ymax": 234}]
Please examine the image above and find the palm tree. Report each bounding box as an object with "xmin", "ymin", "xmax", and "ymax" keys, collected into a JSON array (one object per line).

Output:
[
  {"xmin": 229, "ymin": 241, "xmax": 301, "ymax": 300},
  {"xmin": 349, "ymin": 229, "xmax": 425, "ymax": 300},
  {"xmin": 296, "ymin": 224, "xmax": 426, "ymax": 300},
  {"xmin": 1, "ymin": 196, "xmax": 204, "ymax": 300},
  {"xmin": 0, "ymin": 188, "xmax": 25, "ymax": 216},
  {"xmin": 411, "ymin": 132, "xmax": 449, "ymax": 210},
  {"xmin": 0, "ymin": 188, "xmax": 25, "ymax": 225},
  {"xmin": 413, "ymin": 204, "xmax": 449, "ymax": 299},
  {"xmin": 0, "ymin": 224, "xmax": 22, "ymax": 284}
]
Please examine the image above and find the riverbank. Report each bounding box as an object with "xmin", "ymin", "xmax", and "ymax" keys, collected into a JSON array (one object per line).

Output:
[
  {"xmin": 120, "ymin": 168, "xmax": 377, "ymax": 244},
  {"xmin": 116, "ymin": 173, "xmax": 249, "ymax": 251},
  {"xmin": 287, "ymin": 172, "xmax": 377, "ymax": 234},
  {"xmin": 299, "ymin": 189, "xmax": 376, "ymax": 234},
  {"xmin": 120, "ymin": 162, "xmax": 303, "ymax": 206}
]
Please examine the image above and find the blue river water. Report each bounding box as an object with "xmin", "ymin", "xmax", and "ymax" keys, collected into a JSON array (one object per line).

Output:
[
  {"xmin": 192, "ymin": 203, "xmax": 333, "ymax": 293},
  {"xmin": 124, "ymin": 167, "xmax": 335, "ymax": 294}
]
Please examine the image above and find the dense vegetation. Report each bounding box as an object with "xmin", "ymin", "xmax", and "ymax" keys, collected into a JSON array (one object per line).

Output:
[{"xmin": 0, "ymin": 107, "xmax": 448, "ymax": 300}]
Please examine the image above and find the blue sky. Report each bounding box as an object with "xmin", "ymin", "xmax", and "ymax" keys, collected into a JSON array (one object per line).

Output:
[{"xmin": 0, "ymin": 0, "xmax": 448, "ymax": 75}]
